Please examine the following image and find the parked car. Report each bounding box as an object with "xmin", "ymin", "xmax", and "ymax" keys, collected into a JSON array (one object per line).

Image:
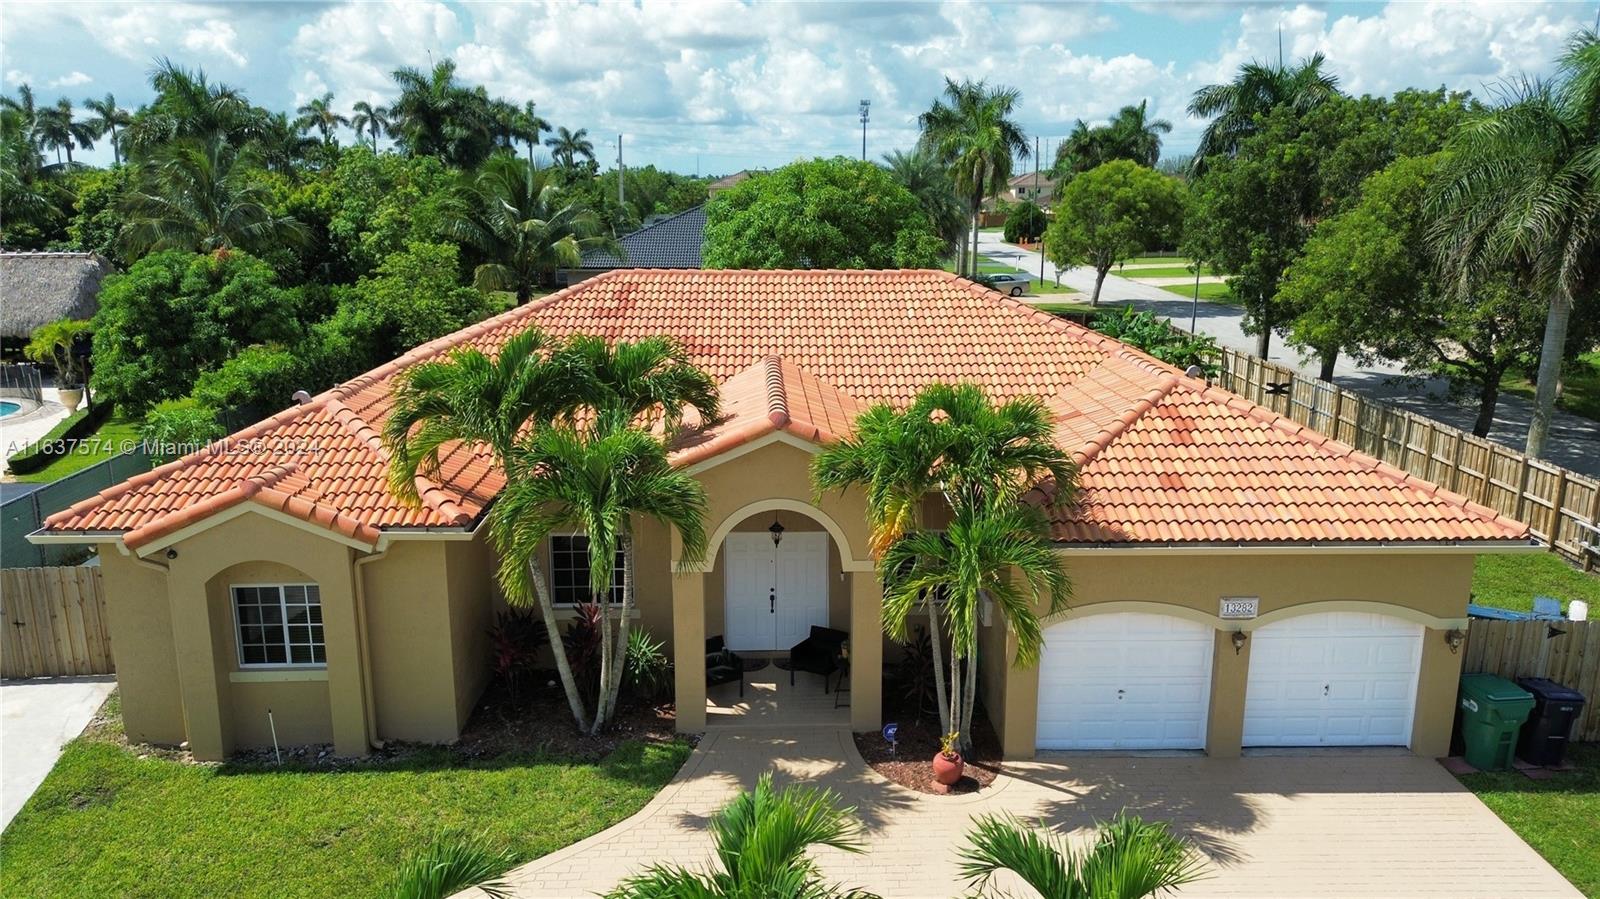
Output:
[{"xmin": 977, "ymin": 272, "xmax": 1032, "ymax": 296}]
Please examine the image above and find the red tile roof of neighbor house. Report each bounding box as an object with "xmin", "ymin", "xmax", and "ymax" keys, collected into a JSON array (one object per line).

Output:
[{"xmin": 42, "ymin": 268, "xmax": 1528, "ymax": 549}]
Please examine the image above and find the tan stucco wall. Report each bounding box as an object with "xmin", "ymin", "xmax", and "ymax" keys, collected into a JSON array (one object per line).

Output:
[
  {"xmin": 443, "ymin": 534, "xmax": 497, "ymax": 730},
  {"xmin": 998, "ymin": 551, "xmax": 1475, "ymax": 760},
  {"xmin": 96, "ymin": 547, "xmax": 185, "ymax": 745},
  {"xmin": 363, "ymin": 540, "xmax": 458, "ymax": 743}
]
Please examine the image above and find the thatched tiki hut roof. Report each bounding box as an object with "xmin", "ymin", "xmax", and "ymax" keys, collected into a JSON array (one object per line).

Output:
[{"xmin": 1, "ymin": 252, "xmax": 114, "ymax": 339}]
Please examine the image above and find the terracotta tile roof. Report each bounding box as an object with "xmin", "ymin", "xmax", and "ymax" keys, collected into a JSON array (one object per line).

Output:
[{"xmin": 41, "ymin": 268, "xmax": 1528, "ymax": 549}]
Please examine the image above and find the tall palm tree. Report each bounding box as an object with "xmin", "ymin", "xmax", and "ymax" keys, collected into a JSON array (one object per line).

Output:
[
  {"xmin": 882, "ymin": 147, "xmax": 966, "ymax": 256},
  {"xmin": 814, "ymin": 383, "xmax": 1074, "ymax": 750},
  {"xmin": 1, "ymin": 83, "xmax": 38, "ymax": 139},
  {"xmin": 1188, "ymin": 53, "xmax": 1340, "ymax": 170},
  {"xmin": 254, "ymin": 111, "xmax": 319, "ymax": 174},
  {"xmin": 960, "ymin": 813, "xmax": 1206, "ymax": 899},
  {"xmin": 919, "ymin": 78, "xmax": 1029, "ymax": 277},
  {"xmin": 385, "ymin": 328, "xmax": 592, "ymax": 727},
  {"xmin": 450, "ymin": 155, "xmax": 618, "ymax": 302},
  {"xmin": 82, "ymin": 93, "xmax": 132, "ymax": 164},
  {"xmin": 350, "ymin": 100, "xmax": 390, "ymax": 150},
  {"xmin": 294, "ymin": 91, "xmax": 349, "ymax": 147},
  {"xmin": 487, "ymin": 97, "xmax": 521, "ymax": 149},
  {"xmin": 124, "ymin": 58, "xmax": 261, "ymax": 156},
  {"xmin": 545, "ymin": 125, "xmax": 595, "ymax": 171},
  {"xmin": 607, "ymin": 774, "xmax": 876, "ymax": 899},
  {"xmin": 1109, "ymin": 100, "xmax": 1172, "ymax": 168},
  {"xmin": 492, "ymin": 411, "xmax": 709, "ymax": 733},
  {"xmin": 518, "ymin": 100, "xmax": 550, "ymax": 165},
  {"xmin": 34, "ymin": 98, "xmax": 96, "ymax": 166},
  {"xmin": 1053, "ymin": 101, "xmax": 1172, "ymax": 178},
  {"xmin": 1, "ymin": 105, "xmax": 55, "ymax": 235},
  {"xmin": 117, "ymin": 139, "xmax": 307, "ymax": 254},
  {"xmin": 1428, "ymin": 29, "xmax": 1600, "ymax": 458},
  {"xmin": 389, "ymin": 59, "xmax": 493, "ymax": 166}
]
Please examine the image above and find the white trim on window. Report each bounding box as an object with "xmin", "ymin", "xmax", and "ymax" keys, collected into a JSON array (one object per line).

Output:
[
  {"xmin": 231, "ymin": 582, "xmax": 327, "ymax": 670},
  {"xmin": 547, "ymin": 534, "xmax": 626, "ymax": 607}
]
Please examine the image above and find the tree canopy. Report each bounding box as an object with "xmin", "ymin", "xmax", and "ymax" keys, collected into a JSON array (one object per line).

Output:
[{"xmin": 1044, "ymin": 160, "xmax": 1183, "ymax": 305}]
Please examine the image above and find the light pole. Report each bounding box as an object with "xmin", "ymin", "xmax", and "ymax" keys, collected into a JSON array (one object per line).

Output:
[{"xmin": 859, "ymin": 99, "xmax": 870, "ymax": 161}]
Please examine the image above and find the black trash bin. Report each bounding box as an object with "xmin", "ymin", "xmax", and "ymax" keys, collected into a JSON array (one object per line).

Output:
[{"xmin": 1515, "ymin": 677, "xmax": 1586, "ymax": 767}]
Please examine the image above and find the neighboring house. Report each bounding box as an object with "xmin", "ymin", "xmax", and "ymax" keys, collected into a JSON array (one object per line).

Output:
[
  {"xmin": 32, "ymin": 269, "xmax": 1530, "ymax": 763},
  {"xmin": 706, "ymin": 170, "xmax": 754, "ymax": 196},
  {"xmin": 0, "ymin": 251, "xmax": 113, "ymax": 341},
  {"xmin": 1006, "ymin": 171, "xmax": 1057, "ymax": 206},
  {"xmin": 564, "ymin": 205, "xmax": 706, "ymax": 285}
]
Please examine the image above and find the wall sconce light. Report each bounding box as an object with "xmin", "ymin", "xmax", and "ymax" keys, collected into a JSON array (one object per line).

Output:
[
  {"xmin": 1444, "ymin": 628, "xmax": 1466, "ymax": 654},
  {"xmin": 1231, "ymin": 630, "xmax": 1247, "ymax": 655},
  {"xmin": 768, "ymin": 518, "xmax": 785, "ymax": 547}
]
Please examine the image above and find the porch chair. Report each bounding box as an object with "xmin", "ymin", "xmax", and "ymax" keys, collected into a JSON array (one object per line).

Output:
[
  {"xmin": 788, "ymin": 626, "xmax": 848, "ymax": 693},
  {"xmin": 706, "ymin": 635, "xmax": 744, "ymax": 698}
]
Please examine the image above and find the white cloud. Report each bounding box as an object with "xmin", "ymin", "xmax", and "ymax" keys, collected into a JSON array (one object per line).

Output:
[
  {"xmin": 4, "ymin": 69, "xmax": 35, "ymax": 87},
  {"xmin": 48, "ymin": 71, "xmax": 94, "ymax": 89}
]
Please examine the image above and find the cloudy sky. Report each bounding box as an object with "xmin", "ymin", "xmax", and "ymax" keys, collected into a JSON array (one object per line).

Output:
[{"xmin": 3, "ymin": 1, "xmax": 1593, "ymax": 174}]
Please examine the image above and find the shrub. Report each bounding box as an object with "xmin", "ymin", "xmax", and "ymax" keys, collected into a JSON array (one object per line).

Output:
[
  {"xmin": 139, "ymin": 398, "xmax": 225, "ymax": 463},
  {"xmin": 1002, "ymin": 200, "xmax": 1047, "ymax": 243},
  {"xmin": 892, "ymin": 626, "xmax": 939, "ymax": 721},
  {"xmin": 1092, "ymin": 306, "xmax": 1220, "ymax": 376},
  {"xmin": 388, "ymin": 832, "xmax": 512, "ymax": 899},
  {"xmin": 486, "ymin": 607, "xmax": 549, "ymax": 701},
  {"xmin": 623, "ymin": 629, "xmax": 672, "ymax": 703},
  {"xmin": 190, "ymin": 345, "xmax": 307, "ymax": 417},
  {"xmin": 563, "ymin": 602, "xmax": 604, "ymax": 707}
]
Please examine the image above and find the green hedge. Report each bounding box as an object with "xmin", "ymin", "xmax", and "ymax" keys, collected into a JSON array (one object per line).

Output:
[{"xmin": 5, "ymin": 403, "xmax": 114, "ymax": 474}]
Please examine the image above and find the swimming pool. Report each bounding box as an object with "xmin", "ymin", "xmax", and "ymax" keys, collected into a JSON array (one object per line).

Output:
[{"xmin": 0, "ymin": 401, "xmax": 19, "ymax": 417}]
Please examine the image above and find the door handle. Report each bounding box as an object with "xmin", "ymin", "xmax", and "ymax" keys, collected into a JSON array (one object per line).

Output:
[
  {"xmin": 1323, "ymin": 684, "xmax": 1330, "ymax": 697},
  {"xmin": 769, "ymin": 587, "xmax": 775, "ymax": 614},
  {"xmin": 1117, "ymin": 689, "xmax": 1125, "ymax": 699}
]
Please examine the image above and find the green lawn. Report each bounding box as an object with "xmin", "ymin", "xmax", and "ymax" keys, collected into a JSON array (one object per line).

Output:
[
  {"xmin": 1125, "ymin": 255, "xmax": 1195, "ymax": 266},
  {"xmin": 1157, "ymin": 281, "xmax": 1241, "ymax": 305},
  {"xmin": 0, "ymin": 698, "xmax": 692, "ymax": 899},
  {"xmin": 1458, "ymin": 744, "xmax": 1600, "ymax": 896},
  {"xmin": 1120, "ymin": 266, "xmax": 1223, "ymax": 279},
  {"xmin": 10, "ymin": 410, "xmax": 145, "ymax": 483},
  {"xmin": 1501, "ymin": 351, "xmax": 1600, "ymax": 424},
  {"xmin": 1472, "ymin": 552, "xmax": 1600, "ymax": 614}
]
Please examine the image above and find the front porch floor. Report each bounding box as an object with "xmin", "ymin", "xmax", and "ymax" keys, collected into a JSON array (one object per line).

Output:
[{"xmin": 707, "ymin": 657, "xmax": 850, "ymax": 729}]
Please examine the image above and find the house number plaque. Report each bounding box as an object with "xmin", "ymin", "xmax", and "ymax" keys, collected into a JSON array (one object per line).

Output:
[{"xmin": 1219, "ymin": 597, "xmax": 1260, "ymax": 619}]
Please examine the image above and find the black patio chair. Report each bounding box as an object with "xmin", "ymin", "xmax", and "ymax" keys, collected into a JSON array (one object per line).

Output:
[
  {"xmin": 706, "ymin": 635, "xmax": 744, "ymax": 698},
  {"xmin": 788, "ymin": 626, "xmax": 848, "ymax": 693}
]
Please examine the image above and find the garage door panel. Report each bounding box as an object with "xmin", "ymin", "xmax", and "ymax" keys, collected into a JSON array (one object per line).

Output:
[
  {"xmin": 1244, "ymin": 612, "xmax": 1422, "ymax": 748},
  {"xmin": 1037, "ymin": 612, "xmax": 1214, "ymax": 751}
]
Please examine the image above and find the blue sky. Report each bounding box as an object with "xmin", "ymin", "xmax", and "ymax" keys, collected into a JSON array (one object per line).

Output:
[{"xmin": 3, "ymin": 1, "xmax": 1594, "ymax": 174}]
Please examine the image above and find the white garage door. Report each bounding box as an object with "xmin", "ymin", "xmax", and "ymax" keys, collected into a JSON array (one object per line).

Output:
[
  {"xmin": 1037, "ymin": 613, "xmax": 1215, "ymax": 750},
  {"xmin": 1244, "ymin": 612, "xmax": 1423, "ymax": 747}
]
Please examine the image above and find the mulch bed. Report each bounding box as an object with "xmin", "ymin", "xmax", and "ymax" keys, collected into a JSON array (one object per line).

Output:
[
  {"xmin": 454, "ymin": 672, "xmax": 680, "ymax": 761},
  {"xmin": 853, "ymin": 697, "xmax": 1004, "ymax": 795}
]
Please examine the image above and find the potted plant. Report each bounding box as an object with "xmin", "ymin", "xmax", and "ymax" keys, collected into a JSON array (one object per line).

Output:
[
  {"xmin": 933, "ymin": 729, "xmax": 964, "ymax": 786},
  {"xmin": 24, "ymin": 319, "xmax": 93, "ymax": 413}
]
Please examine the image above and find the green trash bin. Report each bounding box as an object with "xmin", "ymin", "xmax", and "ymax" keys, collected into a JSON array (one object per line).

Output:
[{"xmin": 1458, "ymin": 674, "xmax": 1536, "ymax": 771}]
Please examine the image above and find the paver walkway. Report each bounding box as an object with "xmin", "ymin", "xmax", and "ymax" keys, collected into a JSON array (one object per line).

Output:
[
  {"xmin": 480, "ymin": 727, "xmax": 1579, "ymax": 899},
  {"xmin": 977, "ymin": 232, "xmax": 1600, "ymax": 477}
]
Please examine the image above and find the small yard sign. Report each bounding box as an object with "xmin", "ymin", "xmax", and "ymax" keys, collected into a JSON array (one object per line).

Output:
[{"xmin": 1219, "ymin": 596, "xmax": 1260, "ymax": 620}]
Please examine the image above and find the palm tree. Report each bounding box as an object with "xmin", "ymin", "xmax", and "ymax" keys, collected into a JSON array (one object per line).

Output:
[
  {"xmin": 1, "ymin": 105, "xmax": 55, "ymax": 235},
  {"xmin": 389, "ymin": 59, "xmax": 493, "ymax": 166},
  {"xmin": 2, "ymin": 83, "xmax": 38, "ymax": 138},
  {"xmin": 82, "ymin": 93, "xmax": 132, "ymax": 164},
  {"xmin": 1188, "ymin": 53, "xmax": 1340, "ymax": 170},
  {"xmin": 1109, "ymin": 100, "xmax": 1172, "ymax": 168},
  {"xmin": 33, "ymin": 98, "xmax": 95, "ymax": 166},
  {"xmin": 882, "ymin": 147, "xmax": 966, "ymax": 256},
  {"xmin": 492, "ymin": 411, "xmax": 709, "ymax": 733},
  {"xmin": 350, "ymin": 100, "xmax": 390, "ymax": 150},
  {"xmin": 294, "ymin": 91, "xmax": 349, "ymax": 147},
  {"xmin": 518, "ymin": 100, "xmax": 550, "ymax": 165},
  {"xmin": 545, "ymin": 125, "xmax": 595, "ymax": 171},
  {"xmin": 487, "ymin": 97, "xmax": 521, "ymax": 149},
  {"xmin": 450, "ymin": 155, "xmax": 618, "ymax": 302},
  {"xmin": 960, "ymin": 813, "xmax": 1206, "ymax": 899},
  {"xmin": 255, "ymin": 111, "xmax": 319, "ymax": 174},
  {"xmin": 124, "ymin": 58, "xmax": 261, "ymax": 155},
  {"xmin": 607, "ymin": 774, "xmax": 877, "ymax": 899},
  {"xmin": 919, "ymin": 78, "xmax": 1029, "ymax": 278},
  {"xmin": 814, "ymin": 383, "xmax": 1074, "ymax": 750},
  {"xmin": 117, "ymin": 139, "xmax": 307, "ymax": 254},
  {"xmin": 1428, "ymin": 29, "xmax": 1600, "ymax": 458}
]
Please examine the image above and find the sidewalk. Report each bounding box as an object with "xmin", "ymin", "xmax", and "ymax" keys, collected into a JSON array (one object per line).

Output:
[{"xmin": 977, "ymin": 233, "xmax": 1600, "ymax": 477}]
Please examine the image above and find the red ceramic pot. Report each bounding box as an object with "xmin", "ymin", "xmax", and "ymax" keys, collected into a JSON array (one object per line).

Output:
[{"xmin": 932, "ymin": 751, "xmax": 964, "ymax": 785}]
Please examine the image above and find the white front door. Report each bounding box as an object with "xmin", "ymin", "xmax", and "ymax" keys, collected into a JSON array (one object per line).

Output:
[
  {"xmin": 723, "ymin": 531, "xmax": 829, "ymax": 651},
  {"xmin": 1036, "ymin": 612, "xmax": 1215, "ymax": 750},
  {"xmin": 1243, "ymin": 612, "xmax": 1423, "ymax": 747}
]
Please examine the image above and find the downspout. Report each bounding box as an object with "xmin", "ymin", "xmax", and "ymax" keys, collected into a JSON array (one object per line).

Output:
[{"xmin": 354, "ymin": 548, "xmax": 389, "ymax": 750}]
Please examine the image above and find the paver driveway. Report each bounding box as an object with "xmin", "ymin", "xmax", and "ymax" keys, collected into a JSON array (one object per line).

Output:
[{"xmin": 483, "ymin": 727, "xmax": 1580, "ymax": 899}]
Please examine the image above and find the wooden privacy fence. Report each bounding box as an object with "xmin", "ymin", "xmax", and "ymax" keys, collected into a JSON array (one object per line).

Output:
[
  {"xmin": 1464, "ymin": 618, "xmax": 1599, "ymax": 742},
  {"xmin": 0, "ymin": 567, "xmax": 113, "ymax": 678},
  {"xmin": 1218, "ymin": 348, "xmax": 1599, "ymax": 568}
]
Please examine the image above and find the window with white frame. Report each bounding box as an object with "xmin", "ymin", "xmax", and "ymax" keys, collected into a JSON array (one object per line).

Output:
[
  {"xmin": 550, "ymin": 536, "xmax": 625, "ymax": 605},
  {"xmin": 233, "ymin": 584, "xmax": 325, "ymax": 666}
]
